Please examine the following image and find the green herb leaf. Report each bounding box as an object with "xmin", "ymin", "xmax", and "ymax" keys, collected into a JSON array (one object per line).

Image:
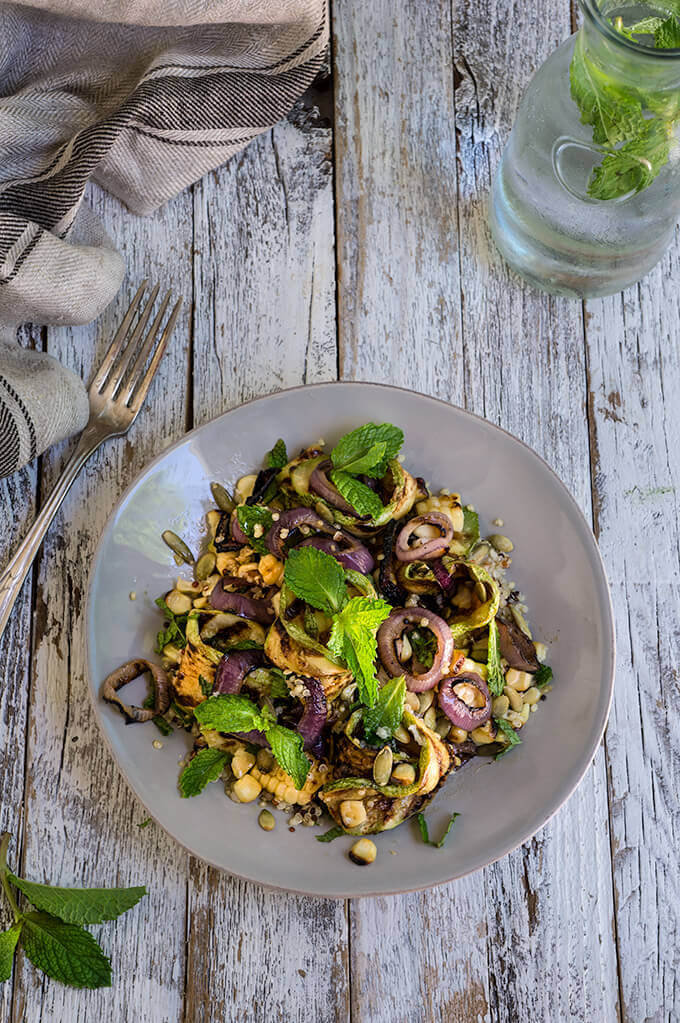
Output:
[
  {"xmin": 461, "ymin": 508, "xmax": 480, "ymax": 550},
  {"xmin": 20, "ymin": 912, "xmax": 112, "ymax": 989},
  {"xmin": 625, "ymin": 16, "xmax": 664, "ymax": 36},
  {"xmin": 154, "ymin": 597, "xmax": 188, "ymax": 654},
  {"xmin": 329, "ymin": 471, "xmax": 385, "ymax": 520},
  {"xmin": 363, "ymin": 676, "xmax": 406, "ymax": 745},
  {"xmin": 534, "ymin": 664, "xmax": 553, "ymax": 689},
  {"xmin": 225, "ymin": 639, "xmax": 263, "ymax": 651},
  {"xmin": 494, "ymin": 718, "xmax": 522, "ymax": 759},
  {"xmin": 265, "ymin": 438, "xmax": 288, "ymax": 469},
  {"xmin": 570, "ymin": 37, "xmax": 645, "ymax": 147},
  {"xmin": 198, "ymin": 674, "xmax": 213, "ymax": 698},
  {"xmin": 409, "ymin": 629, "xmax": 437, "ymax": 670},
  {"xmin": 486, "ymin": 619, "xmax": 505, "ymax": 697},
  {"xmin": 333, "ymin": 441, "xmax": 387, "ymax": 476},
  {"xmin": 655, "ymin": 14, "xmax": 680, "ymax": 47},
  {"xmin": 193, "ymin": 694, "xmax": 267, "ymax": 735},
  {"xmin": 245, "ymin": 666, "xmax": 289, "ymax": 700},
  {"xmin": 331, "ymin": 423, "xmax": 404, "ymax": 478},
  {"xmin": 8, "ymin": 875, "xmax": 146, "ymax": 926},
  {"xmin": 328, "ymin": 596, "xmax": 391, "ymax": 707},
  {"xmin": 235, "ymin": 505, "xmax": 273, "ymax": 555},
  {"xmin": 416, "ymin": 812, "xmax": 460, "ymax": 848},
  {"xmin": 0, "ymin": 923, "xmax": 21, "ymax": 982},
  {"xmin": 588, "ymin": 119, "xmax": 671, "ymax": 200},
  {"xmin": 179, "ymin": 748, "xmax": 229, "ymax": 797},
  {"xmin": 284, "ymin": 547, "xmax": 348, "ymax": 615},
  {"xmin": 266, "ymin": 724, "xmax": 310, "ymax": 790},
  {"xmin": 153, "ymin": 716, "xmax": 173, "ymax": 736},
  {"xmin": 316, "ymin": 826, "xmax": 346, "ymax": 843}
]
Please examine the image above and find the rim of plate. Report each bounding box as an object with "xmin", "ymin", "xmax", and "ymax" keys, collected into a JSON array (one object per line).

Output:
[{"xmin": 86, "ymin": 380, "xmax": 616, "ymax": 897}]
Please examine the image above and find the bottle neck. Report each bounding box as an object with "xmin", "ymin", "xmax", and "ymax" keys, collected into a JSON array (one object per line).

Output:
[{"xmin": 579, "ymin": 0, "xmax": 680, "ymax": 91}]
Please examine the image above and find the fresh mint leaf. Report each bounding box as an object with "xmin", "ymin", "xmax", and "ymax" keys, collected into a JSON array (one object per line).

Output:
[
  {"xmin": 284, "ymin": 547, "xmax": 348, "ymax": 614},
  {"xmin": 8, "ymin": 875, "xmax": 146, "ymax": 926},
  {"xmin": 0, "ymin": 923, "xmax": 21, "ymax": 982},
  {"xmin": 225, "ymin": 639, "xmax": 263, "ymax": 651},
  {"xmin": 486, "ymin": 619, "xmax": 505, "ymax": 697},
  {"xmin": 193, "ymin": 694, "xmax": 267, "ymax": 734},
  {"xmin": 328, "ymin": 596, "xmax": 392, "ymax": 707},
  {"xmin": 265, "ymin": 439, "xmax": 288, "ymax": 469},
  {"xmin": 416, "ymin": 812, "xmax": 460, "ymax": 848},
  {"xmin": 316, "ymin": 826, "xmax": 346, "ymax": 843},
  {"xmin": 235, "ymin": 504, "xmax": 273, "ymax": 555},
  {"xmin": 179, "ymin": 748, "xmax": 229, "ymax": 797},
  {"xmin": 266, "ymin": 724, "xmax": 310, "ymax": 790},
  {"xmin": 333, "ymin": 441, "xmax": 387, "ymax": 476},
  {"xmin": 494, "ymin": 718, "xmax": 522, "ymax": 759},
  {"xmin": 588, "ymin": 119, "xmax": 671, "ymax": 199},
  {"xmin": 655, "ymin": 14, "xmax": 680, "ymax": 48},
  {"xmin": 330, "ymin": 423, "xmax": 404, "ymax": 478},
  {"xmin": 198, "ymin": 674, "xmax": 213, "ymax": 698},
  {"xmin": 461, "ymin": 508, "xmax": 480, "ymax": 549},
  {"xmin": 409, "ymin": 629, "xmax": 437, "ymax": 670},
  {"xmin": 329, "ymin": 471, "xmax": 385, "ymax": 520},
  {"xmin": 570, "ymin": 38, "xmax": 645, "ymax": 147},
  {"xmin": 20, "ymin": 911, "xmax": 112, "ymax": 989},
  {"xmin": 154, "ymin": 597, "xmax": 188, "ymax": 654},
  {"xmin": 363, "ymin": 676, "xmax": 406, "ymax": 745},
  {"xmin": 534, "ymin": 664, "xmax": 553, "ymax": 689}
]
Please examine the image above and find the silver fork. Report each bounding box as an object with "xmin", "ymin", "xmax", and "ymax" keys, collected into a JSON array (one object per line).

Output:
[{"xmin": 0, "ymin": 282, "xmax": 182, "ymax": 640}]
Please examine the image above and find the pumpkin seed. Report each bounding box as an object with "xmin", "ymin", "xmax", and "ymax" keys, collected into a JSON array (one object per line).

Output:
[
  {"xmin": 470, "ymin": 542, "xmax": 490, "ymax": 564},
  {"xmin": 488, "ymin": 533, "xmax": 514, "ymax": 553},
  {"xmin": 418, "ymin": 690, "xmax": 435, "ymax": 714},
  {"xmin": 258, "ymin": 809, "xmax": 276, "ymax": 832},
  {"xmin": 492, "ymin": 693, "xmax": 510, "ymax": 717},
  {"xmin": 195, "ymin": 551, "xmax": 216, "ymax": 581},
  {"xmin": 162, "ymin": 530, "xmax": 194, "ymax": 565},
  {"xmin": 435, "ymin": 717, "xmax": 451, "ymax": 739},
  {"xmin": 475, "ymin": 580, "xmax": 487, "ymax": 601},
  {"xmin": 372, "ymin": 747, "xmax": 393, "ymax": 787},
  {"xmin": 210, "ymin": 482, "xmax": 235, "ymax": 513},
  {"xmin": 423, "ymin": 706, "xmax": 437, "ymax": 730},
  {"xmin": 393, "ymin": 725, "xmax": 410, "ymax": 744}
]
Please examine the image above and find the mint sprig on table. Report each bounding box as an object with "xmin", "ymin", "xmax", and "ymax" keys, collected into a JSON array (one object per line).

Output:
[
  {"xmin": 0, "ymin": 832, "xmax": 145, "ymax": 989},
  {"xmin": 181, "ymin": 693, "xmax": 310, "ymax": 793},
  {"xmin": 569, "ymin": 12, "xmax": 680, "ymax": 200},
  {"xmin": 328, "ymin": 422, "xmax": 404, "ymax": 519},
  {"xmin": 284, "ymin": 547, "xmax": 391, "ymax": 706}
]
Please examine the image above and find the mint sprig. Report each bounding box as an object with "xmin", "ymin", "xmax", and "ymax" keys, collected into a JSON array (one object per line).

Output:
[
  {"xmin": 179, "ymin": 747, "xmax": 229, "ymax": 797},
  {"xmin": 329, "ymin": 470, "xmax": 385, "ymax": 520},
  {"xmin": 0, "ymin": 832, "xmax": 146, "ymax": 989},
  {"xmin": 331, "ymin": 423, "xmax": 404, "ymax": 478},
  {"xmin": 363, "ymin": 676, "xmax": 406, "ymax": 745},
  {"xmin": 265, "ymin": 438, "xmax": 288, "ymax": 469},
  {"xmin": 494, "ymin": 717, "xmax": 522, "ymax": 759},
  {"xmin": 416, "ymin": 812, "xmax": 460, "ymax": 849},
  {"xmin": 284, "ymin": 547, "xmax": 347, "ymax": 615},
  {"xmin": 154, "ymin": 597, "xmax": 188, "ymax": 654},
  {"xmin": 235, "ymin": 504, "xmax": 273, "ymax": 555},
  {"xmin": 486, "ymin": 619, "xmax": 505, "ymax": 697}
]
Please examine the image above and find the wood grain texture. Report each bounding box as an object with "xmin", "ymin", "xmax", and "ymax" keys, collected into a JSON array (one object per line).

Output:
[
  {"xmin": 185, "ymin": 102, "xmax": 348, "ymax": 1023},
  {"xmin": 584, "ymin": 249, "xmax": 680, "ymax": 1023},
  {"xmin": 11, "ymin": 187, "xmax": 193, "ymax": 1023}
]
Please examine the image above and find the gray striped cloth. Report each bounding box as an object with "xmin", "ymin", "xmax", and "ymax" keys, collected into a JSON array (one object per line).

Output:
[{"xmin": 0, "ymin": 0, "xmax": 328, "ymax": 477}]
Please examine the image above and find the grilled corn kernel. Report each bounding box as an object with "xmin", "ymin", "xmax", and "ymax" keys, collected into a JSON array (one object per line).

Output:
[
  {"xmin": 349, "ymin": 838, "xmax": 377, "ymax": 865},
  {"xmin": 533, "ymin": 641, "xmax": 548, "ymax": 663},
  {"xmin": 340, "ymin": 800, "xmax": 367, "ymax": 829},
  {"xmin": 161, "ymin": 643, "xmax": 182, "ymax": 665},
  {"xmin": 165, "ymin": 589, "xmax": 193, "ymax": 615},
  {"xmin": 231, "ymin": 749, "xmax": 256, "ymax": 779},
  {"xmin": 391, "ymin": 763, "xmax": 416, "ymax": 786},
  {"xmin": 449, "ymin": 726, "xmax": 468, "ymax": 743},
  {"xmin": 259, "ymin": 554, "xmax": 284, "ymax": 586},
  {"xmin": 470, "ymin": 721, "xmax": 497, "ymax": 744},
  {"xmin": 250, "ymin": 761, "xmax": 325, "ymax": 805},
  {"xmin": 505, "ymin": 668, "xmax": 532, "ymax": 692},
  {"xmin": 175, "ymin": 577, "xmax": 202, "ymax": 595},
  {"xmin": 505, "ymin": 685, "xmax": 524, "ymax": 712},
  {"xmin": 235, "ymin": 474, "xmax": 257, "ymax": 503},
  {"xmin": 256, "ymin": 749, "xmax": 275, "ymax": 771},
  {"xmin": 524, "ymin": 686, "xmax": 541, "ymax": 706},
  {"xmin": 232, "ymin": 775, "xmax": 262, "ymax": 803},
  {"xmin": 206, "ymin": 509, "xmax": 222, "ymax": 538},
  {"xmin": 216, "ymin": 552, "xmax": 239, "ymax": 576}
]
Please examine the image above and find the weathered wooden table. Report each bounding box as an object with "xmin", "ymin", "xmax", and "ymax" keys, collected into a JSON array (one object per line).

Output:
[{"xmin": 1, "ymin": 2, "xmax": 676, "ymax": 1020}]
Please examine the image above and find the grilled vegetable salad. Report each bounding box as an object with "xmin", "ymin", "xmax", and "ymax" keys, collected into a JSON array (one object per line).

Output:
[{"xmin": 102, "ymin": 423, "xmax": 553, "ymax": 863}]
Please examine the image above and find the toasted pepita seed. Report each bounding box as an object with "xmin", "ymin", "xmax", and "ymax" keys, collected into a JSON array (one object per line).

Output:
[
  {"xmin": 492, "ymin": 693, "xmax": 510, "ymax": 717},
  {"xmin": 373, "ymin": 747, "xmax": 393, "ymax": 787},
  {"xmin": 162, "ymin": 530, "xmax": 194, "ymax": 565},
  {"xmin": 435, "ymin": 717, "xmax": 451, "ymax": 739},
  {"xmin": 258, "ymin": 809, "xmax": 276, "ymax": 832},
  {"xmin": 423, "ymin": 706, "xmax": 437, "ymax": 731},
  {"xmin": 210, "ymin": 482, "xmax": 235, "ymax": 513},
  {"xmin": 488, "ymin": 533, "xmax": 514, "ymax": 554},
  {"xmin": 475, "ymin": 580, "xmax": 487, "ymax": 601},
  {"xmin": 470, "ymin": 542, "xmax": 490, "ymax": 564},
  {"xmin": 195, "ymin": 551, "xmax": 217, "ymax": 581}
]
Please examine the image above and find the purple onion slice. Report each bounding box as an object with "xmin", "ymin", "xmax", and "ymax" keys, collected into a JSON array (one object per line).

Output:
[
  {"xmin": 377, "ymin": 607, "xmax": 453, "ymax": 693},
  {"xmin": 309, "ymin": 460, "xmax": 358, "ymax": 515},
  {"xmin": 438, "ymin": 671, "xmax": 491, "ymax": 731},
  {"xmin": 497, "ymin": 617, "xmax": 539, "ymax": 672},
  {"xmin": 214, "ymin": 649, "xmax": 264, "ymax": 694},
  {"xmin": 264, "ymin": 507, "xmax": 329, "ymax": 559},
  {"xmin": 296, "ymin": 676, "xmax": 328, "ymax": 751},
  {"xmin": 230, "ymin": 509, "xmax": 250, "ymax": 546},
  {"xmin": 298, "ymin": 535, "xmax": 374, "ymax": 575},
  {"xmin": 210, "ymin": 581, "xmax": 275, "ymax": 624},
  {"xmin": 395, "ymin": 512, "xmax": 454, "ymax": 562}
]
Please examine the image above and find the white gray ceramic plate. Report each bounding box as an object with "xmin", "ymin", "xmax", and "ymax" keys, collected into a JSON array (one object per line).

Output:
[{"xmin": 87, "ymin": 382, "xmax": 614, "ymax": 897}]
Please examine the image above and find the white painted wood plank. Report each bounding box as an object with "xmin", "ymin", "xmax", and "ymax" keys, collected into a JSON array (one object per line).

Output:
[
  {"xmin": 332, "ymin": 4, "xmax": 490, "ymax": 1020},
  {"xmin": 334, "ymin": 0, "xmax": 620, "ymax": 1019},
  {"xmin": 584, "ymin": 250, "xmax": 680, "ymax": 1023},
  {"xmin": 186, "ymin": 101, "xmax": 348, "ymax": 1023},
  {"xmin": 12, "ymin": 186, "xmax": 193, "ymax": 1023}
]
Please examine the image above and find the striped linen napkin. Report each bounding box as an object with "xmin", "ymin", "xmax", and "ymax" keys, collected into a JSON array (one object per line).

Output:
[{"xmin": 0, "ymin": 0, "xmax": 327, "ymax": 477}]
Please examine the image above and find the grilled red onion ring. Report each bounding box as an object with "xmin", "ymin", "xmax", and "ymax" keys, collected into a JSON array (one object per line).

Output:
[
  {"xmin": 264, "ymin": 507, "xmax": 329, "ymax": 559},
  {"xmin": 377, "ymin": 607, "xmax": 453, "ymax": 692},
  {"xmin": 101, "ymin": 658, "xmax": 170, "ymax": 724},
  {"xmin": 431, "ymin": 558, "xmax": 455, "ymax": 592},
  {"xmin": 296, "ymin": 676, "xmax": 328, "ymax": 751},
  {"xmin": 395, "ymin": 512, "xmax": 454, "ymax": 562},
  {"xmin": 309, "ymin": 460, "xmax": 358, "ymax": 515},
  {"xmin": 230, "ymin": 509, "xmax": 250, "ymax": 546},
  {"xmin": 214, "ymin": 649, "xmax": 264, "ymax": 694},
  {"xmin": 298, "ymin": 535, "xmax": 374, "ymax": 575},
  {"xmin": 210, "ymin": 581, "xmax": 275, "ymax": 624},
  {"xmin": 438, "ymin": 671, "xmax": 491, "ymax": 731}
]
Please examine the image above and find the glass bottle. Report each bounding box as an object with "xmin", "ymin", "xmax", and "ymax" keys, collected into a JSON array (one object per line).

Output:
[{"xmin": 489, "ymin": 0, "xmax": 680, "ymax": 298}]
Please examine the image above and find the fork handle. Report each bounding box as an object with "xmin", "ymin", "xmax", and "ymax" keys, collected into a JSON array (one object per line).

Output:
[{"xmin": 0, "ymin": 427, "xmax": 103, "ymax": 640}]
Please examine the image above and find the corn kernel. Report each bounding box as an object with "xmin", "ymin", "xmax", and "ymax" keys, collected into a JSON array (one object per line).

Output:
[
  {"xmin": 232, "ymin": 775, "xmax": 262, "ymax": 803},
  {"xmin": 231, "ymin": 749, "xmax": 256, "ymax": 779},
  {"xmin": 340, "ymin": 800, "xmax": 367, "ymax": 829}
]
